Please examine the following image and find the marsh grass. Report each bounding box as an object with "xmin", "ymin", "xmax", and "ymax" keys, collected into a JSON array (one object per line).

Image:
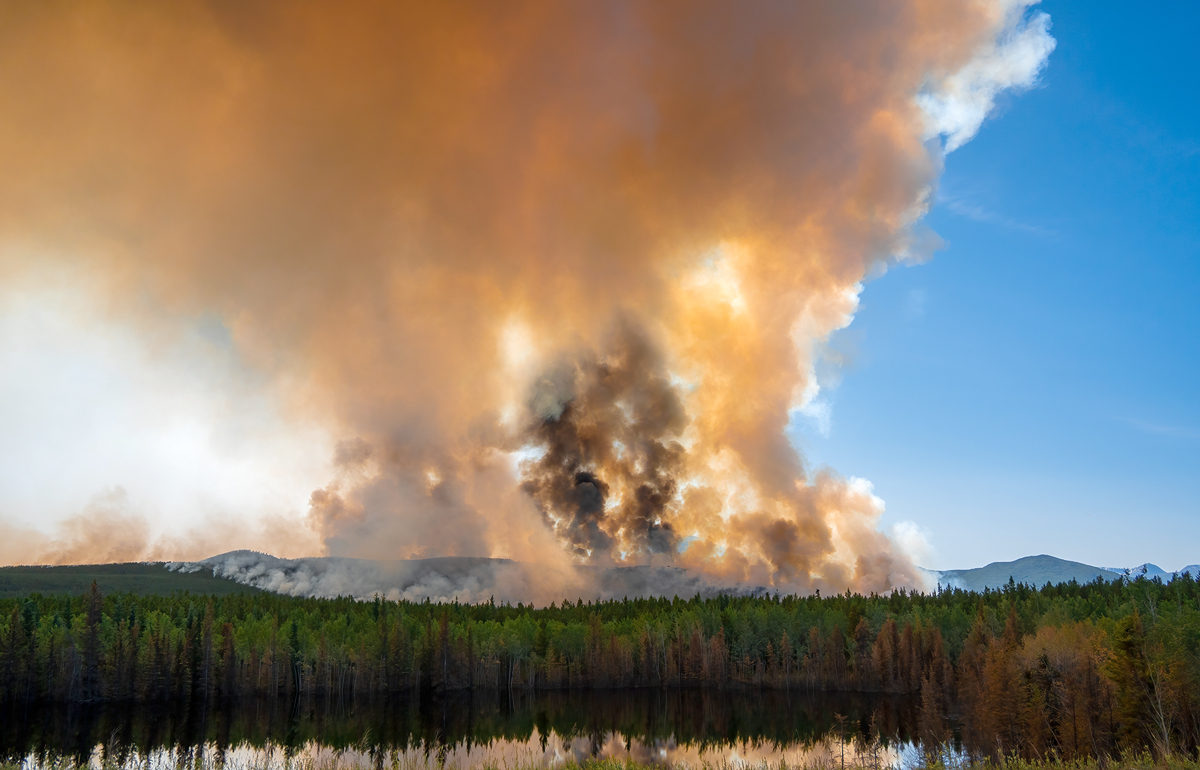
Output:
[{"xmin": 4, "ymin": 750, "xmax": 1200, "ymax": 770}]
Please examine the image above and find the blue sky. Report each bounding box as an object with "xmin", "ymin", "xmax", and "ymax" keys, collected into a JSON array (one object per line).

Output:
[{"xmin": 792, "ymin": 1, "xmax": 1200, "ymax": 571}]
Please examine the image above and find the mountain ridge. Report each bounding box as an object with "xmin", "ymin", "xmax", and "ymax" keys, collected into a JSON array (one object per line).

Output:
[
  {"xmin": 1, "ymin": 552, "xmax": 1193, "ymax": 600},
  {"xmin": 928, "ymin": 554, "xmax": 1123, "ymax": 593}
]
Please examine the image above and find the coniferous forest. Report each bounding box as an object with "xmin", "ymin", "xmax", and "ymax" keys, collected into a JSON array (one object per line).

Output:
[{"xmin": 2, "ymin": 574, "xmax": 1199, "ymax": 761}]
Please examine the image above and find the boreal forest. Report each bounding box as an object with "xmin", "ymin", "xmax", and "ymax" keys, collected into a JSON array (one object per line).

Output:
[{"xmin": 2, "ymin": 575, "xmax": 1199, "ymax": 761}]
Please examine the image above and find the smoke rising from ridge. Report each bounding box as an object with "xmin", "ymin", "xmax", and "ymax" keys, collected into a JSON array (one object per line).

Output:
[
  {"xmin": 0, "ymin": 1, "xmax": 1053, "ymax": 597},
  {"xmin": 174, "ymin": 551, "xmax": 749, "ymax": 605}
]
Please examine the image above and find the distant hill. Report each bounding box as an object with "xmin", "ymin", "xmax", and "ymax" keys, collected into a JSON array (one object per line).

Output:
[
  {"xmin": 0, "ymin": 562, "xmax": 262, "ymax": 598},
  {"xmin": 933, "ymin": 555, "xmax": 1123, "ymax": 592},
  {"xmin": 1104, "ymin": 563, "xmax": 1200, "ymax": 579},
  {"xmin": 1104, "ymin": 563, "xmax": 1170, "ymax": 579}
]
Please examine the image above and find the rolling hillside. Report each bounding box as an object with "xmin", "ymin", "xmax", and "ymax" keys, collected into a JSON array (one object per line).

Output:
[{"xmin": 0, "ymin": 562, "xmax": 261, "ymax": 598}]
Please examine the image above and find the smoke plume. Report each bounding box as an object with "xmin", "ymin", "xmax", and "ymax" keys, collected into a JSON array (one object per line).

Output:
[{"xmin": 0, "ymin": 1, "xmax": 1053, "ymax": 598}]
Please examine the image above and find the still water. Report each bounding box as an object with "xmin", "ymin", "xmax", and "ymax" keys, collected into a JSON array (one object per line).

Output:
[{"xmin": 2, "ymin": 690, "xmax": 929, "ymax": 769}]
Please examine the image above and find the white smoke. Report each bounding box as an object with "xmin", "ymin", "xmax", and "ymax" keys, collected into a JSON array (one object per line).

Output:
[
  {"xmin": 170, "ymin": 550, "xmax": 773, "ymax": 604},
  {"xmin": 919, "ymin": 3, "xmax": 1056, "ymax": 152}
]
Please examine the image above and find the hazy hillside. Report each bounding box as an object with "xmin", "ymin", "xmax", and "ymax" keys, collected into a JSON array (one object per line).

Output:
[
  {"xmin": 0, "ymin": 552, "xmax": 760, "ymax": 603},
  {"xmin": 934, "ymin": 555, "xmax": 1122, "ymax": 592},
  {"xmin": 0, "ymin": 562, "xmax": 262, "ymax": 598},
  {"xmin": 187, "ymin": 550, "xmax": 765, "ymax": 604}
]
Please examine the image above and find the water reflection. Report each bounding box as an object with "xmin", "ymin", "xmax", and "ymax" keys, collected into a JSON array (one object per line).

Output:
[{"xmin": 2, "ymin": 690, "xmax": 923, "ymax": 768}]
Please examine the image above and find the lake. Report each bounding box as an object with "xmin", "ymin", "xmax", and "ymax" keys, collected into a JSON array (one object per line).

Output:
[{"xmin": 2, "ymin": 689, "xmax": 931, "ymax": 769}]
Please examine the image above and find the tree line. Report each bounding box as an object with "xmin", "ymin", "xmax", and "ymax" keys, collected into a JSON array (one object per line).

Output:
[{"xmin": 1, "ymin": 573, "xmax": 1198, "ymax": 760}]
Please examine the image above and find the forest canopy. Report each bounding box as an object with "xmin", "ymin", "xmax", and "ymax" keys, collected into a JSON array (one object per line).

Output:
[{"xmin": 2, "ymin": 574, "xmax": 1199, "ymax": 760}]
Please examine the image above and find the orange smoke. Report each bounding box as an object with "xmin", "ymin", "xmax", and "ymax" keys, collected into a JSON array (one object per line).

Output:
[{"xmin": 0, "ymin": 1, "xmax": 1052, "ymax": 593}]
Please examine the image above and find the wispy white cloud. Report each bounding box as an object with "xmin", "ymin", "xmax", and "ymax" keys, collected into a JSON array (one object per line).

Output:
[
  {"xmin": 936, "ymin": 187, "xmax": 1051, "ymax": 235},
  {"xmin": 940, "ymin": 194, "xmax": 1053, "ymax": 236},
  {"xmin": 1121, "ymin": 417, "xmax": 1200, "ymax": 440}
]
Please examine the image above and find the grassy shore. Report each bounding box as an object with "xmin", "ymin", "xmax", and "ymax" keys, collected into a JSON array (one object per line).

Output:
[{"xmin": 5, "ymin": 753, "xmax": 1200, "ymax": 770}]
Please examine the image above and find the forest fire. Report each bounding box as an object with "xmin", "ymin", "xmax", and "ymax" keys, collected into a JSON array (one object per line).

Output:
[
  {"xmin": 0, "ymin": 1, "xmax": 1052, "ymax": 598},
  {"xmin": 7, "ymin": 6, "xmax": 1200, "ymax": 767}
]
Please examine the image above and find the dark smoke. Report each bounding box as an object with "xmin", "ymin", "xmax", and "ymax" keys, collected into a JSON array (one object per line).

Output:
[{"xmin": 520, "ymin": 325, "xmax": 686, "ymax": 561}]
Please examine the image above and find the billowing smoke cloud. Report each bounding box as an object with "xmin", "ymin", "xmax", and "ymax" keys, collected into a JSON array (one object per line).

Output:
[{"xmin": 0, "ymin": 1, "xmax": 1053, "ymax": 598}]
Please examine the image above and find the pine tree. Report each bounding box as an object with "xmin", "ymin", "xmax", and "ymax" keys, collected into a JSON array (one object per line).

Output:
[{"xmin": 82, "ymin": 581, "xmax": 102, "ymax": 702}]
